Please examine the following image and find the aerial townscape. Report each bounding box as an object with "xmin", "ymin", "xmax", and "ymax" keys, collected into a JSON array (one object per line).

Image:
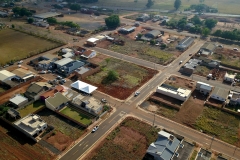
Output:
[{"xmin": 1, "ymin": 0, "xmax": 240, "ymax": 160}]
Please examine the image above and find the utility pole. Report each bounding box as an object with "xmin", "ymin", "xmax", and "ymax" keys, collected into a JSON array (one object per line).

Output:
[
  {"xmin": 152, "ymin": 112, "xmax": 155, "ymax": 127},
  {"xmin": 233, "ymin": 146, "xmax": 237, "ymax": 156},
  {"xmin": 209, "ymin": 136, "xmax": 214, "ymax": 149}
]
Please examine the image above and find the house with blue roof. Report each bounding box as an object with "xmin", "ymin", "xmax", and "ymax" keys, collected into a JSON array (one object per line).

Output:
[{"xmin": 147, "ymin": 131, "xmax": 181, "ymax": 160}]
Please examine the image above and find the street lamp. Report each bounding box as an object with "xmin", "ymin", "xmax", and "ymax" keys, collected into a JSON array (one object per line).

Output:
[
  {"xmin": 209, "ymin": 136, "xmax": 215, "ymax": 149},
  {"xmin": 152, "ymin": 111, "xmax": 155, "ymax": 127}
]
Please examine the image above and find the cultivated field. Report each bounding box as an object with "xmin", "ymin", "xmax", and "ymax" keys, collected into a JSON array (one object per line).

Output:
[
  {"xmin": 89, "ymin": 0, "xmax": 240, "ymax": 14},
  {"xmin": 86, "ymin": 57, "xmax": 157, "ymax": 100},
  {"xmin": 84, "ymin": 117, "xmax": 160, "ymax": 160},
  {"xmin": 0, "ymin": 29, "xmax": 60, "ymax": 65},
  {"xmin": 97, "ymin": 33, "xmax": 180, "ymax": 65},
  {"xmin": 0, "ymin": 120, "xmax": 54, "ymax": 160}
]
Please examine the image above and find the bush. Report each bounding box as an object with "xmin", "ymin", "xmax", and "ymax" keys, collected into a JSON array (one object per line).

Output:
[
  {"xmin": 160, "ymin": 44, "xmax": 167, "ymax": 49},
  {"xmin": 102, "ymin": 70, "xmax": 119, "ymax": 84}
]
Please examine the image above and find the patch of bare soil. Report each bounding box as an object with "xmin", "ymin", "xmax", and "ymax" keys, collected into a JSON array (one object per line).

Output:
[
  {"xmin": 166, "ymin": 75, "xmax": 196, "ymax": 91},
  {"xmin": 45, "ymin": 131, "xmax": 73, "ymax": 151},
  {"xmin": 88, "ymin": 53, "xmax": 110, "ymax": 64},
  {"xmin": 174, "ymin": 90, "xmax": 205, "ymax": 127}
]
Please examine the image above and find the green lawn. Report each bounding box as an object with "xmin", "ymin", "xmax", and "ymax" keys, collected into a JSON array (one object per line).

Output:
[
  {"xmin": 195, "ymin": 106, "xmax": 240, "ymax": 145},
  {"xmin": 0, "ymin": 29, "xmax": 60, "ymax": 65},
  {"xmin": 190, "ymin": 150, "xmax": 198, "ymax": 160},
  {"xmin": 60, "ymin": 107, "xmax": 92, "ymax": 125},
  {"xmin": 90, "ymin": 0, "xmax": 240, "ymax": 14},
  {"xmin": 18, "ymin": 100, "xmax": 45, "ymax": 117}
]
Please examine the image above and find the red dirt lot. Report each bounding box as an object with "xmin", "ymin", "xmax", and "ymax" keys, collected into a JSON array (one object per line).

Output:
[
  {"xmin": 0, "ymin": 120, "xmax": 54, "ymax": 160},
  {"xmin": 45, "ymin": 131, "xmax": 73, "ymax": 151},
  {"xmin": 165, "ymin": 75, "xmax": 196, "ymax": 91},
  {"xmin": 88, "ymin": 53, "xmax": 110, "ymax": 64}
]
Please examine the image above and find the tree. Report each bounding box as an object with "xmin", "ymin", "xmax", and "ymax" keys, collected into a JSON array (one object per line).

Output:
[
  {"xmin": 12, "ymin": 7, "xmax": 32, "ymax": 17},
  {"xmin": 177, "ymin": 17, "xmax": 187, "ymax": 30},
  {"xmin": 202, "ymin": 27, "xmax": 210, "ymax": 36},
  {"xmin": 105, "ymin": 15, "xmax": 120, "ymax": 29},
  {"xmin": 70, "ymin": 4, "xmax": 80, "ymax": 12},
  {"xmin": 27, "ymin": 17, "xmax": 34, "ymax": 24},
  {"xmin": 105, "ymin": 58, "xmax": 110, "ymax": 66},
  {"xmin": 102, "ymin": 70, "xmax": 119, "ymax": 84},
  {"xmin": 213, "ymin": 29, "xmax": 222, "ymax": 37},
  {"xmin": 190, "ymin": 15, "xmax": 202, "ymax": 25},
  {"xmin": 11, "ymin": 24, "xmax": 15, "ymax": 28},
  {"xmin": 150, "ymin": 39, "xmax": 156, "ymax": 45},
  {"xmin": 174, "ymin": 0, "xmax": 181, "ymax": 10},
  {"xmin": 146, "ymin": 0, "xmax": 154, "ymax": 8},
  {"xmin": 47, "ymin": 17, "xmax": 57, "ymax": 24},
  {"xmin": 205, "ymin": 18, "xmax": 218, "ymax": 29}
]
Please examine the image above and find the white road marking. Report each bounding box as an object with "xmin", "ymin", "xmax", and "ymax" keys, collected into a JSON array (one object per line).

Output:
[
  {"xmin": 72, "ymin": 150, "xmax": 78, "ymax": 155},
  {"xmin": 93, "ymin": 133, "xmax": 98, "ymax": 137},
  {"xmin": 83, "ymin": 145, "xmax": 89, "ymax": 149}
]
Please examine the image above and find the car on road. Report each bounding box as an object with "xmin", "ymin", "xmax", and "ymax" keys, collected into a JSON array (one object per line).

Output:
[
  {"xmin": 18, "ymin": 60, "xmax": 23, "ymax": 64},
  {"xmin": 92, "ymin": 126, "xmax": 99, "ymax": 132},
  {"xmin": 218, "ymin": 44, "xmax": 223, "ymax": 48},
  {"xmin": 101, "ymin": 98, "xmax": 107, "ymax": 103},
  {"xmin": 233, "ymin": 48, "xmax": 238, "ymax": 51},
  {"xmin": 179, "ymin": 61, "xmax": 183, "ymax": 64},
  {"xmin": 189, "ymin": 53, "xmax": 192, "ymax": 56},
  {"xmin": 134, "ymin": 91, "xmax": 140, "ymax": 97}
]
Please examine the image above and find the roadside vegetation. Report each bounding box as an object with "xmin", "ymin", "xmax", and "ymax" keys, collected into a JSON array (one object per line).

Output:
[
  {"xmin": 190, "ymin": 150, "xmax": 198, "ymax": 160},
  {"xmin": 85, "ymin": 117, "xmax": 160, "ymax": 160}
]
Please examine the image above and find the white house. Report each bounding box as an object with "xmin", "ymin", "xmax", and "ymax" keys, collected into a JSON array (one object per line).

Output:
[
  {"xmin": 81, "ymin": 96, "xmax": 103, "ymax": 114},
  {"xmin": 81, "ymin": 50, "xmax": 97, "ymax": 59},
  {"xmin": 196, "ymin": 81, "xmax": 213, "ymax": 95},
  {"xmin": 224, "ymin": 72, "xmax": 236, "ymax": 82},
  {"xmin": 156, "ymin": 85, "xmax": 191, "ymax": 101}
]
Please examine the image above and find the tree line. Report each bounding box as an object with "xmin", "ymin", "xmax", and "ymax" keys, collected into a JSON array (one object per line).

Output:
[{"xmin": 213, "ymin": 29, "xmax": 240, "ymax": 41}]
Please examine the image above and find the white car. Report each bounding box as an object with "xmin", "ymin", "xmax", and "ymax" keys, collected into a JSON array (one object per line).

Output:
[
  {"xmin": 18, "ymin": 60, "xmax": 23, "ymax": 64},
  {"xmin": 92, "ymin": 126, "xmax": 99, "ymax": 132},
  {"xmin": 233, "ymin": 48, "xmax": 238, "ymax": 51},
  {"xmin": 101, "ymin": 98, "xmax": 107, "ymax": 103},
  {"xmin": 135, "ymin": 91, "xmax": 140, "ymax": 97},
  {"xmin": 179, "ymin": 61, "xmax": 183, "ymax": 64}
]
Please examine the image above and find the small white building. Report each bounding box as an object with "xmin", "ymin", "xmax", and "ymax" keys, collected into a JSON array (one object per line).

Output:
[
  {"xmin": 156, "ymin": 85, "xmax": 191, "ymax": 101},
  {"xmin": 14, "ymin": 114, "xmax": 47, "ymax": 141},
  {"xmin": 86, "ymin": 38, "xmax": 99, "ymax": 47},
  {"xmin": 224, "ymin": 72, "xmax": 236, "ymax": 82},
  {"xmin": 196, "ymin": 81, "xmax": 213, "ymax": 95},
  {"xmin": 9, "ymin": 94, "xmax": 28, "ymax": 107},
  {"xmin": 81, "ymin": 50, "xmax": 96, "ymax": 59}
]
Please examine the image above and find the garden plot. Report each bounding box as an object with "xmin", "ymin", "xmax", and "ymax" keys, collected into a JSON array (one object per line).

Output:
[
  {"xmin": 84, "ymin": 117, "xmax": 160, "ymax": 160},
  {"xmin": 97, "ymin": 33, "xmax": 181, "ymax": 65},
  {"xmin": 85, "ymin": 57, "xmax": 157, "ymax": 100}
]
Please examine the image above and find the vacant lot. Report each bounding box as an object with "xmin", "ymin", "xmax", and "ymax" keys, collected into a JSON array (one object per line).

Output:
[
  {"xmin": 60, "ymin": 107, "xmax": 92, "ymax": 125},
  {"xmin": 0, "ymin": 29, "xmax": 60, "ymax": 65},
  {"xmin": 97, "ymin": 34, "xmax": 179, "ymax": 65},
  {"xmin": 195, "ymin": 106, "xmax": 240, "ymax": 146},
  {"xmin": 165, "ymin": 76, "xmax": 195, "ymax": 90},
  {"xmin": 18, "ymin": 100, "xmax": 45, "ymax": 117},
  {"xmin": 211, "ymin": 48, "xmax": 240, "ymax": 68},
  {"xmin": 84, "ymin": 117, "xmax": 160, "ymax": 160},
  {"xmin": 0, "ymin": 120, "xmax": 54, "ymax": 160},
  {"xmin": 86, "ymin": 57, "xmax": 157, "ymax": 100},
  {"xmin": 91, "ymin": 0, "xmax": 240, "ymax": 14},
  {"xmin": 194, "ymin": 65, "xmax": 227, "ymax": 81},
  {"xmin": 37, "ymin": 108, "xmax": 85, "ymax": 140}
]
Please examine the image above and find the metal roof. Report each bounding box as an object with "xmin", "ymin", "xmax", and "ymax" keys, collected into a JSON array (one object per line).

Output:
[
  {"xmin": 201, "ymin": 43, "xmax": 216, "ymax": 52},
  {"xmin": 0, "ymin": 70, "xmax": 16, "ymax": 81},
  {"xmin": 33, "ymin": 12, "xmax": 61, "ymax": 19},
  {"xmin": 211, "ymin": 87, "xmax": 229, "ymax": 99},
  {"xmin": 54, "ymin": 58, "xmax": 74, "ymax": 67},
  {"xmin": 177, "ymin": 37, "xmax": 194, "ymax": 48},
  {"xmin": 9, "ymin": 94, "xmax": 28, "ymax": 105},
  {"xmin": 46, "ymin": 92, "xmax": 69, "ymax": 108}
]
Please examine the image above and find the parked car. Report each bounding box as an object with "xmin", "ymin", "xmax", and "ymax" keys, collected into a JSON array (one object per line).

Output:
[
  {"xmin": 218, "ymin": 44, "xmax": 223, "ymax": 48},
  {"xmin": 233, "ymin": 48, "xmax": 238, "ymax": 51},
  {"xmin": 179, "ymin": 61, "xmax": 183, "ymax": 64},
  {"xmin": 189, "ymin": 53, "xmax": 192, "ymax": 56},
  {"xmin": 18, "ymin": 60, "xmax": 23, "ymax": 64},
  {"xmin": 39, "ymin": 71, "xmax": 46, "ymax": 74},
  {"xmin": 101, "ymin": 98, "xmax": 107, "ymax": 103},
  {"xmin": 92, "ymin": 126, "xmax": 99, "ymax": 132},
  {"xmin": 57, "ymin": 76, "xmax": 62, "ymax": 80},
  {"xmin": 134, "ymin": 91, "xmax": 140, "ymax": 97}
]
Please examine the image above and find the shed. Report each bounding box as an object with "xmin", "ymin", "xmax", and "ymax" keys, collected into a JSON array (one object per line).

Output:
[
  {"xmin": 210, "ymin": 87, "xmax": 228, "ymax": 102},
  {"xmin": 33, "ymin": 12, "xmax": 61, "ymax": 20},
  {"xmin": 176, "ymin": 37, "xmax": 194, "ymax": 51},
  {"xmin": 9, "ymin": 94, "xmax": 28, "ymax": 107},
  {"xmin": 81, "ymin": 50, "xmax": 96, "ymax": 59},
  {"xmin": 86, "ymin": 38, "xmax": 99, "ymax": 46},
  {"xmin": 54, "ymin": 58, "xmax": 74, "ymax": 68},
  {"xmin": 118, "ymin": 26, "xmax": 136, "ymax": 34},
  {"xmin": 0, "ymin": 70, "xmax": 16, "ymax": 82},
  {"xmin": 200, "ymin": 43, "xmax": 216, "ymax": 57},
  {"xmin": 144, "ymin": 30, "xmax": 161, "ymax": 39}
]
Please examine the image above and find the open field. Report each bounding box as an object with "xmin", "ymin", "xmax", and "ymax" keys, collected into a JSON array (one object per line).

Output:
[
  {"xmin": 37, "ymin": 108, "xmax": 85, "ymax": 140},
  {"xmin": 84, "ymin": 117, "xmax": 160, "ymax": 160},
  {"xmin": 97, "ymin": 32, "xmax": 181, "ymax": 65},
  {"xmin": 88, "ymin": 0, "xmax": 240, "ymax": 14},
  {"xmin": 86, "ymin": 57, "xmax": 157, "ymax": 100},
  {"xmin": 211, "ymin": 48, "xmax": 240, "ymax": 68},
  {"xmin": 0, "ymin": 120, "xmax": 54, "ymax": 160},
  {"xmin": 60, "ymin": 107, "xmax": 92, "ymax": 125},
  {"xmin": 18, "ymin": 100, "xmax": 45, "ymax": 117},
  {"xmin": 165, "ymin": 75, "xmax": 195, "ymax": 90},
  {"xmin": 195, "ymin": 106, "xmax": 240, "ymax": 146},
  {"xmin": 194, "ymin": 65, "xmax": 227, "ymax": 81},
  {"xmin": 0, "ymin": 29, "xmax": 60, "ymax": 65}
]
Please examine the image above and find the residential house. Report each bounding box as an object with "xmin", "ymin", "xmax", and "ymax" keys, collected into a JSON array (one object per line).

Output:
[
  {"xmin": 62, "ymin": 88, "xmax": 79, "ymax": 100},
  {"xmin": 136, "ymin": 13, "xmax": 150, "ymax": 22},
  {"xmin": 196, "ymin": 81, "xmax": 213, "ymax": 95},
  {"xmin": 9, "ymin": 94, "xmax": 28, "ymax": 108},
  {"xmin": 81, "ymin": 96, "xmax": 103, "ymax": 114},
  {"xmin": 24, "ymin": 82, "xmax": 51, "ymax": 100},
  {"xmin": 147, "ymin": 130, "xmax": 181, "ymax": 160},
  {"xmin": 81, "ymin": 50, "xmax": 96, "ymax": 59},
  {"xmin": 118, "ymin": 26, "xmax": 136, "ymax": 34},
  {"xmin": 86, "ymin": 38, "xmax": 99, "ymax": 46},
  {"xmin": 141, "ymin": 30, "xmax": 161, "ymax": 41},
  {"xmin": 54, "ymin": 58, "xmax": 74, "ymax": 68},
  {"xmin": 45, "ymin": 92, "xmax": 69, "ymax": 111},
  {"xmin": 199, "ymin": 43, "xmax": 216, "ymax": 57},
  {"xmin": 12, "ymin": 68, "xmax": 35, "ymax": 82},
  {"xmin": 210, "ymin": 87, "xmax": 228, "ymax": 102},
  {"xmin": 224, "ymin": 72, "xmax": 236, "ymax": 82},
  {"xmin": 57, "ymin": 60, "xmax": 85, "ymax": 76},
  {"xmin": 7, "ymin": 108, "xmax": 20, "ymax": 120},
  {"xmin": 176, "ymin": 37, "xmax": 194, "ymax": 51},
  {"xmin": 156, "ymin": 84, "xmax": 191, "ymax": 101},
  {"xmin": 14, "ymin": 114, "xmax": 47, "ymax": 141},
  {"xmin": 181, "ymin": 59, "xmax": 202, "ymax": 75},
  {"xmin": 40, "ymin": 85, "xmax": 64, "ymax": 100},
  {"xmin": 228, "ymin": 90, "xmax": 240, "ymax": 105},
  {"xmin": 198, "ymin": 57, "xmax": 220, "ymax": 68}
]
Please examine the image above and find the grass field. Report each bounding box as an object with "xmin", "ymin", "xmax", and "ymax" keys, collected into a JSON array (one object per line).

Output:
[
  {"xmin": 0, "ymin": 29, "xmax": 60, "ymax": 65},
  {"xmin": 90, "ymin": 0, "xmax": 240, "ymax": 14},
  {"xmin": 60, "ymin": 107, "xmax": 92, "ymax": 125},
  {"xmin": 18, "ymin": 100, "xmax": 45, "ymax": 117},
  {"xmin": 195, "ymin": 106, "xmax": 240, "ymax": 146},
  {"xmin": 85, "ymin": 117, "xmax": 160, "ymax": 160}
]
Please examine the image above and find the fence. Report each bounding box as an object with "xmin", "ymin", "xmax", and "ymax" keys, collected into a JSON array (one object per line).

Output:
[
  {"xmin": 149, "ymin": 97, "xmax": 181, "ymax": 111},
  {"xmin": 75, "ymin": 63, "xmax": 101, "ymax": 80},
  {"xmin": 0, "ymin": 76, "xmax": 42, "ymax": 98}
]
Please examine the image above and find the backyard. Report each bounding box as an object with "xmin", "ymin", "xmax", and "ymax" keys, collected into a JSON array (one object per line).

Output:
[
  {"xmin": 84, "ymin": 117, "xmax": 160, "ymax": 160},
  {"xmin": 18, "ymin": 100, "xmax": 45, "ymax": 117},
  {"xmin": 86, "ymin": 57, "xmax": 157, "ymax": 100},
  {"xmin": 0, "ymin": 29, "xmax": 61, "ymax": 65},
  {"xmin": 60, "ymin": 106, "xmax": 92, "ymax": 126},
  {"xmin": 97, "ymin": 34, "xmax": 179, "ymax": 65},
  {"xmin": 195, "ymin": 106, "xmax": 240, "ymax": 146}
]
